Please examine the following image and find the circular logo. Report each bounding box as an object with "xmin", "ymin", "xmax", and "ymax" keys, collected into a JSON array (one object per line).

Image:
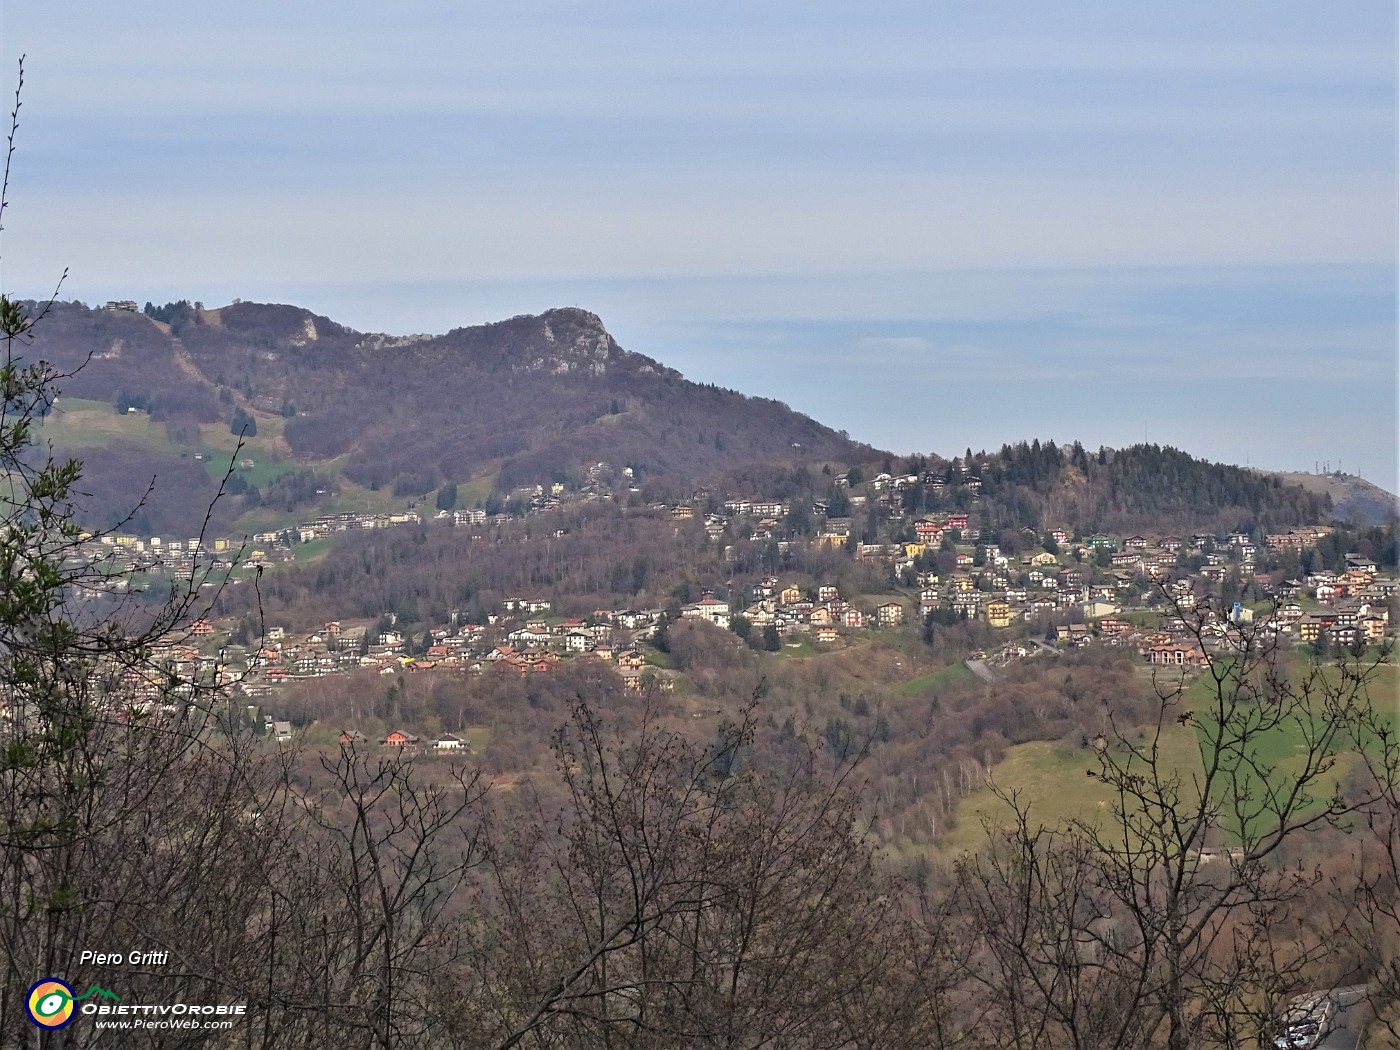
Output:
[{"xmin": 26, "ymin": 979, "xmax": 76, "ymax": 1029}]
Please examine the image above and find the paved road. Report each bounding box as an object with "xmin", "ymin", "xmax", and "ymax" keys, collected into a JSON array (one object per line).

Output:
[
  {"xmin": 1315, "ymin": 986, "xmax": 1368, "ymax": 1050},
  {"xmin": 964, "ymin": 659, "xmax": 996, "ymax": 684}
]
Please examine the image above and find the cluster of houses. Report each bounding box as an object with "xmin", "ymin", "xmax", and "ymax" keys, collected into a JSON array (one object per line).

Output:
[
  {"xmin": 229, "ymin": 608, "xmax": 678, "ymax": 698},
  {"xmin": 703, "ymin": 580, "xmax": 904, "ymax": 646},
  {"xmin": 106, "ymin": 499, "xmax": 1391, "ymax": 710},
  {"xmin": 68, "ymin": 510, "xmax": 439, "ymax": 593},
  {"xmin": 56, "ymin": 462, "xmax": 1395, "ymax": 745}
]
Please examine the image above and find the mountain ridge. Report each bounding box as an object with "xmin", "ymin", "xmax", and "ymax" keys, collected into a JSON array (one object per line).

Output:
[
  {"xmin": 20, "ymin": 298, "xmax": 1389, "ymax": 539},
  {"xmin": 23, "ymin": 299, "xmax": 870, "ymax": 534}
]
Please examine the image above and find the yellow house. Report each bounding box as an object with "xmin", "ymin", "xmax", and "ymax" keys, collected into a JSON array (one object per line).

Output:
[
  {"xmin": 903, "ymin": 543, "xmax": 927, "ymax": 559},
  {"xmin": 986, "ymin": 599, "xmax": 1013, "ymax": 628},
  {"xmin": 779, "ymin": 586, "xmax": 803, "ymax": 605}
]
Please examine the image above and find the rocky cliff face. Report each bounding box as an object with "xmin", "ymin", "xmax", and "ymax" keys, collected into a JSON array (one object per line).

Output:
[{"xmin": 418, "ymin": 307, "xmax": 680, "ymax": 380}]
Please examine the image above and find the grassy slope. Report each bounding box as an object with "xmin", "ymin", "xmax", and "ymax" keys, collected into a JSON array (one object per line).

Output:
[
  {"xmin": 939, "ymin": 663, "xmax": 1398, "ymax": 856},
  {"xmin": 42, "ymin": 397, "xmax": 504, "ymax": 533}
]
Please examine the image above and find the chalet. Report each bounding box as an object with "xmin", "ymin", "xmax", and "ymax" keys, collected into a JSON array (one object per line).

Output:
[
  {"xmin": 779, "ymin": 586, "xmax": 804, "ymax": 605},
  {"xmin": 876, "ymin": 602, "xmax": 904, "ymax": 626},
  {"xmin": 616, "ymin": 650, "xmax": 647, "ymax": 671},
  {"xmin": 815, "ymin": 626, "xmax": 840, "ymax": 644},
  {"xmin": 683, "ymin": 596, "xmax": 731, "ymax": 630},
  {"xmin": 506, "ymin": 625, "xmax": 551, "ymax": 647},
  {"xmin": 382, "ymin": 730, "xmax": 419, "ymax": 748},
  {"xmin": 914, "ymin": 520, "xmax": 943, "ymax": 544},
  {"xmin": 1342, "ymin": 570, "xmax": 1374, "ymax": 595},
  {"xmin": 1061, "ymin": 624, "xmax": 1091, "ymax": 646},
  {"xmin": 841, "ymin": 608, "xmax": 865, "ymax": 628},
  {"xmin": 338, "ymin": 729, "xmax": 368, "ymax": 745},
  {"xmin": 434, "ymin": 733, "xmax": 468, "ymax": 751},
  {"xmin": 986, "ymin": 599, "xmax": 1012, "ymax": 629},
  {"xmin": 1297, "ymin": 615, "xmax": 1331, "ymax": 643},
  {"xmin": 946, "ymin": 513, "xmax": 969, "ymax": 530},
  {"xmin": 1144, "ymin": 642, "xmax": 1209, "ymax": 668},
  {"xmin": 1330, "ymin": 624, "xmax": 1362, "ymax": 649},
  {"xmin": 1267, "ymin": 527, "xmax": 1325, "ymax": 550},
  {"xmin": 817, "ymin": 585, "xmax": 840, "ymax": 602},
  {"xmin": 951, "ymin": 593, "xmax": 981, "ymax": 618}
]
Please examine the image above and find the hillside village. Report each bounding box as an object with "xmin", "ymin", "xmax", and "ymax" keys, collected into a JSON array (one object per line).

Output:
[{"xmin": 64, "ymin": 461, "xmax": 1396, "ymax": 751}]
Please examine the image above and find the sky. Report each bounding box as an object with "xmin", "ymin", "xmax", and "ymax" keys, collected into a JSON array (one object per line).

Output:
[{"xmin": 1, "ymin": 2, "xmax": 1396, "ymax": 488}]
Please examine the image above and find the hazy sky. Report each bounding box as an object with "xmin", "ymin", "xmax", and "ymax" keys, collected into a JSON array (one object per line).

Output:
[{"xmin": 2, "ymin": 2, "xmax": 1396, "ymax": 486}]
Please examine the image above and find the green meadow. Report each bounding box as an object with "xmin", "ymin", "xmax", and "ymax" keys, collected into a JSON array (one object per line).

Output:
[{"xmin": 940, "ymin": 661, "xmax": 1398, "ymax": 856}]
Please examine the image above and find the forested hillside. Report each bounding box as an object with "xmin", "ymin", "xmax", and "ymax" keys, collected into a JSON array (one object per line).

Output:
[
  {"xmin": 22, "ymin": 299, "xmax": 869, "ymax": 534},
  {"xmin": 920, "ymin": 440, "xmax": 1335, "ymax": 535}
]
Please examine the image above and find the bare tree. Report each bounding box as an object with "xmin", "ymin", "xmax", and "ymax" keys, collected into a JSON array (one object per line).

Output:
[
  {"xmin": 456, "ymin": 698, "xmax": 943, "ymax": 1049},
  {"xmin": 958, "ymin": 588, "xmax": 1395, "ymax": 1050}
]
